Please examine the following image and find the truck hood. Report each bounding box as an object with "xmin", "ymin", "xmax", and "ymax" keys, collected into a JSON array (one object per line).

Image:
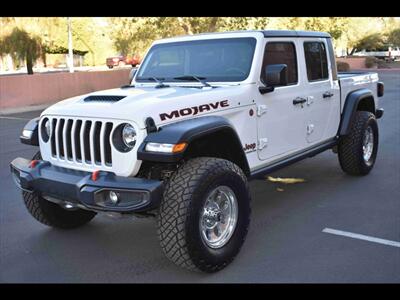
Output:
[{"xmin": 41, "ymin": 84, "xmax": 253, "ymax": 129}]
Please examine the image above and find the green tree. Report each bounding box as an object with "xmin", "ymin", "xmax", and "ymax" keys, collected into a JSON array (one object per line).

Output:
[
  {"xmin": 68, "ymin": 17, "xmax": 114, "ymax": 66},
  {"xmin": 388, "ymin": 28, "xmax": 400, "ymax": 46},
  {"xmin": 108, "ymin": 17, "xmax": 271, "ymax": 57},
  {"xmin": 108, "ymin": 18, "xmax": 156, "ymax": 56},
  {"xmin": 339, "ymin": 18, "xmax": 387, "ymax": 55},
  {"xmin": 220, "ymin": 17, "xmax": 270, "ymax": 31},
  {"xmin": 354, "ymin": 33, "xmax": 386, "ymax": 52},
  {"xmin": 3, "ymin": 17, "xmax": 397, "ymax": 70},
  {"xmin": 0, "ymin": 27, "xmax": 43, "ymax": 74},
  {"xmin": 1, "ymin": 17, "xmax": 115, "ymax": 67}
]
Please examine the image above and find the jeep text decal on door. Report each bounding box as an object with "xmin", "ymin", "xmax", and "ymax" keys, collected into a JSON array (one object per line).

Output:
[
  {"xmin": 243, "ymin": 143, "xmax": 256, "ymax": 153},
  {"xmin": 159, "ymin": 100, "xmax": 229, "ymax": 121}
]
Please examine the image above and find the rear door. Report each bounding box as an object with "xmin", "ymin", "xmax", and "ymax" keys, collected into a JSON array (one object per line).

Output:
[{"xmin": 299, "ymin": 38, "xmax": 340, "ymax": 144}]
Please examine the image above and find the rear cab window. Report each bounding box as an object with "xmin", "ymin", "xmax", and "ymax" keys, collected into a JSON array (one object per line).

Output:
[{"xmin": 303, "ymin": 41, "xmax": 329, "ymax": 82}]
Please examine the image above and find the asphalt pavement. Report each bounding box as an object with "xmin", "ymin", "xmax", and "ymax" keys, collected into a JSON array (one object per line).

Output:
[{"xmin": 0, "ymin": 71, "xmax": 399, "ymax": 283}]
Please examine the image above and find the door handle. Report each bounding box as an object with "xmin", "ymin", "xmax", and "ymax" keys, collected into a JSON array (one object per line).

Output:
[
  {"xmin": 323, "ymin": 91, "xmax": 334, "ymax": 98},
  {"xmin": 293, "ymin": 97, "xmax": 307, "ymax": 105}
]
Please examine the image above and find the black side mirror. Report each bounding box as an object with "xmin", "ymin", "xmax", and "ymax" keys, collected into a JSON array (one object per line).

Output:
[
  {"xmin": 129, "ymin": 67, "xmax": 138, "ymax": 83},
  {"xmin": 259, "ymin": 64, "xmax": 288, "ymax": 94}
]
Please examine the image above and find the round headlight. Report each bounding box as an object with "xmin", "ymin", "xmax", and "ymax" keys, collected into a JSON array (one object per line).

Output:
[
  {"xmin": 122, "ymin": 123, "xmax": 136, "ymax": 148},
  {"xmin": 40, "ymin": 118, "xmax": 51, "ymax": 142},
  {"xmin": 45, "ymin": 120, "xmax": 51, "ymax": 137}
]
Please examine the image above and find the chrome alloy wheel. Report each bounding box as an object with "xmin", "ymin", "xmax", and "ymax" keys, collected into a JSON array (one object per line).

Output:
[
  {"xmin": 200, "ymin": 186, "xmax": 238, "ymax": 249},
  {"xmin": 363, "ymin": 126, "xmax": 374, "ymax": 163}
]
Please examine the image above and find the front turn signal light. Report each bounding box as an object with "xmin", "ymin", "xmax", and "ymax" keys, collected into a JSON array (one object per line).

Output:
[
  {"xmin": 172, "ymin": 142, "xmax": 187, "ymax": 153},
  {"xmin": 145, "ymin": 142, "xmax": 187, "ymax": 154}
]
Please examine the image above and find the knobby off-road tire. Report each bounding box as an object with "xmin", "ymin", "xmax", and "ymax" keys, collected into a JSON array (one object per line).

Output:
[
  {"xmin": 157, "ymin": 157, "xmax": 251, "ymax": 273},
  {"xmin": 22, "ymin": 152, "xmax": 96, "ymax": 229},
  {"xmin": 338, "ymin": 111, "xmax": 379, "ymax": 176}
]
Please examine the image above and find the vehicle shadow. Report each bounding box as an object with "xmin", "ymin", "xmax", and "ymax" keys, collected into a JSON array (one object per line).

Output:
[{"xmin": 27, "ymin": 213, "xmax": 210, "ymax": 282}]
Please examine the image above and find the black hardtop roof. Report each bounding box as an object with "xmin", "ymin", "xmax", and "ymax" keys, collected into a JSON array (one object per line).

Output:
[
  {"xmin": 183, "ymin": 30, "xmax": 331, "ymax": 39},
  {"xmin": 261, "ymin": 30, "xmax": 331, "ymax": 38}
]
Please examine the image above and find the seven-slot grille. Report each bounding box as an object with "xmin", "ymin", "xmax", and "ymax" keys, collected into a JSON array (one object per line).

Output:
[{"xmin": 49, "ymin": 118, "xmax": 114, "ymax": 166}]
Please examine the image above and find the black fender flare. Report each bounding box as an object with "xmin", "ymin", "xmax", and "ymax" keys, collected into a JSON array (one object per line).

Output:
[
  {"xmin": 20, "ymin": 118, "xmax": 39, "ymax": 146},
  {"xmin": 137, "ymin": 116, "xmax": 249, "ymax": 172},
  {"xmin": 338, "ymin": 89, "xmax": 375, "ymax": 136}
]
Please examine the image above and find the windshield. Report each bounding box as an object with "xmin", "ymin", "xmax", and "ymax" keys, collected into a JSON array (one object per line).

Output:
[{"xmin": 136, "ymin": 38, "xmax": 257, "ymax": 83}]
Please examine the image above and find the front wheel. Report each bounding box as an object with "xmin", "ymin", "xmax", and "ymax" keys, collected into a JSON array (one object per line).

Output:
[
  {"xmin": 338, "ymin": 111, "xmax": 379, "ymax": 175},
  {"xmin": 22, "ymin": 152, "xmax": 97, "ymax": 229},
  {"xmin": 157, "ymin": 157, "xmax": 251, "ymax": 272}
]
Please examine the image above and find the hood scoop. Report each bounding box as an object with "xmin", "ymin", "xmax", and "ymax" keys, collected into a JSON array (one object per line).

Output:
[{"xmin": 83, "ymin": 95, "xmax": 126, "ymax": 102}]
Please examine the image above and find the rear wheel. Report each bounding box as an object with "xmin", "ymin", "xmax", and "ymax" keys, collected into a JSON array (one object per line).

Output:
[
  {"xmin": 338, "ymin": 111, "xmax": 379, "ymax": 175},
  {"xmin": 157, "ymin": 157, "xmax": 251, "ymax": 272},
  {"xmin": 22, "ymin": 152, "xmax": 97, "ymax": 229}
]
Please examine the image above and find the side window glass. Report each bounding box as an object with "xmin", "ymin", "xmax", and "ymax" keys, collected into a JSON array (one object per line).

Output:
[
  {"xmin": 304, "ymin": 42, "xmax": 329, "ymax": 81},
  {"xmin": 261, "ymin": 42, "xmax": 298, "ymax": 85}
]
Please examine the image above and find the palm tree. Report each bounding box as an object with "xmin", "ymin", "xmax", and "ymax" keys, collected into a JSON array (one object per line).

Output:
[{"xmin": 0, "ymin": 27, "xmax": 43, "ymax": 74}]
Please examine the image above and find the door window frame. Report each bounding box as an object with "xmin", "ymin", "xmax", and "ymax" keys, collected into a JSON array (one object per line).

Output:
[
  {"xmin": 303, "ymin": 40, "xmax": 331, "ymax": 83},
  {"xmin": 259, "ymin": 39, "xmax": 301, "ymax": 89}
]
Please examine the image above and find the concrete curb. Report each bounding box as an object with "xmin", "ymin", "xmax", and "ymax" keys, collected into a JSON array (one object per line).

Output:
[
  {"xmin": 351, "ymin": 68, "xmax": 400, "ymax": 72},
  {"xmin": 0, "ymin": 103, "xmax": 50, "ymax": 115}
]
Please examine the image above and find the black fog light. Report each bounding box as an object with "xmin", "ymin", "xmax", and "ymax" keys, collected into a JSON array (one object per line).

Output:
[
  {"xmin": 109, "ymin": 191, "xmax": 120, "ymax": 204},
  {"xmin": 94, "ymin": 189, "xmax": 150, "ymax": 209}
]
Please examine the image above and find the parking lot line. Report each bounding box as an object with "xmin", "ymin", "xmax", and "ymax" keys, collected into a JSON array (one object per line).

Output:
[{"xmin": 322, "ymin": 228, "xmax": 400, "ymax": 248}]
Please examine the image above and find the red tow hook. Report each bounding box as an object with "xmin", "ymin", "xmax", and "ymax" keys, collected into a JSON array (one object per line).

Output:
[
  {"xmin": 91, "ymin": 170, "xmax": 100, "ymax": 181},
  {"xmin": 29, "ymin": 160, "xmax": 40, "ymax": 168}
]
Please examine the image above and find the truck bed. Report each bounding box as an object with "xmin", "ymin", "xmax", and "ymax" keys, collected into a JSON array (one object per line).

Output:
[{"xmin": 338, "ymin": 71, "xmax": 379, "ymax": 112}]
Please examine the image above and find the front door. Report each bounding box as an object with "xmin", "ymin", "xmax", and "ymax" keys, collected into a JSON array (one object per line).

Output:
[{"xmin": 256, "ymin": 39, "xmax": 308, "ymax": 161}]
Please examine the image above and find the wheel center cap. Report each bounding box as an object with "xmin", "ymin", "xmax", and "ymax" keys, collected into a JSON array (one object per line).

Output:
[{"xmin": 203, "ymin": 206, "xmax": 222, "ymax": 229}]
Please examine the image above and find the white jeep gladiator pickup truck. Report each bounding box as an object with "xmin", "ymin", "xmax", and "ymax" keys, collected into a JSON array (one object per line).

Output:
[{"xmin": 11, "ymin": 30, "xmax": 384, "ymax": 273}]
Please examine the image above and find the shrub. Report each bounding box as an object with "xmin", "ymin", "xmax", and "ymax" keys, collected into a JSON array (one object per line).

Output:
[
  {"xmin": 337, "ymin": 61, "xmax": 350, "ymax": 72},
  {"xmin": 365, "ymin": 57, "xmax": 378, "ymax": 68}
]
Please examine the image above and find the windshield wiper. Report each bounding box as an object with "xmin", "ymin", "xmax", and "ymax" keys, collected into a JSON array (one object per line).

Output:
[
  {"xmin": 142, "ymin": 77, "xmax": 170, "ymax": 89},
  {"xmin": 173, "ymin": 75, "xmax": 212, "ymax": 88}
]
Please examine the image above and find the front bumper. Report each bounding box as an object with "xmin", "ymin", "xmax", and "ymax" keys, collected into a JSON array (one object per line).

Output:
[{"xmin": 10, "ymin": 157, "xmax": 163, "ymax": 213}]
